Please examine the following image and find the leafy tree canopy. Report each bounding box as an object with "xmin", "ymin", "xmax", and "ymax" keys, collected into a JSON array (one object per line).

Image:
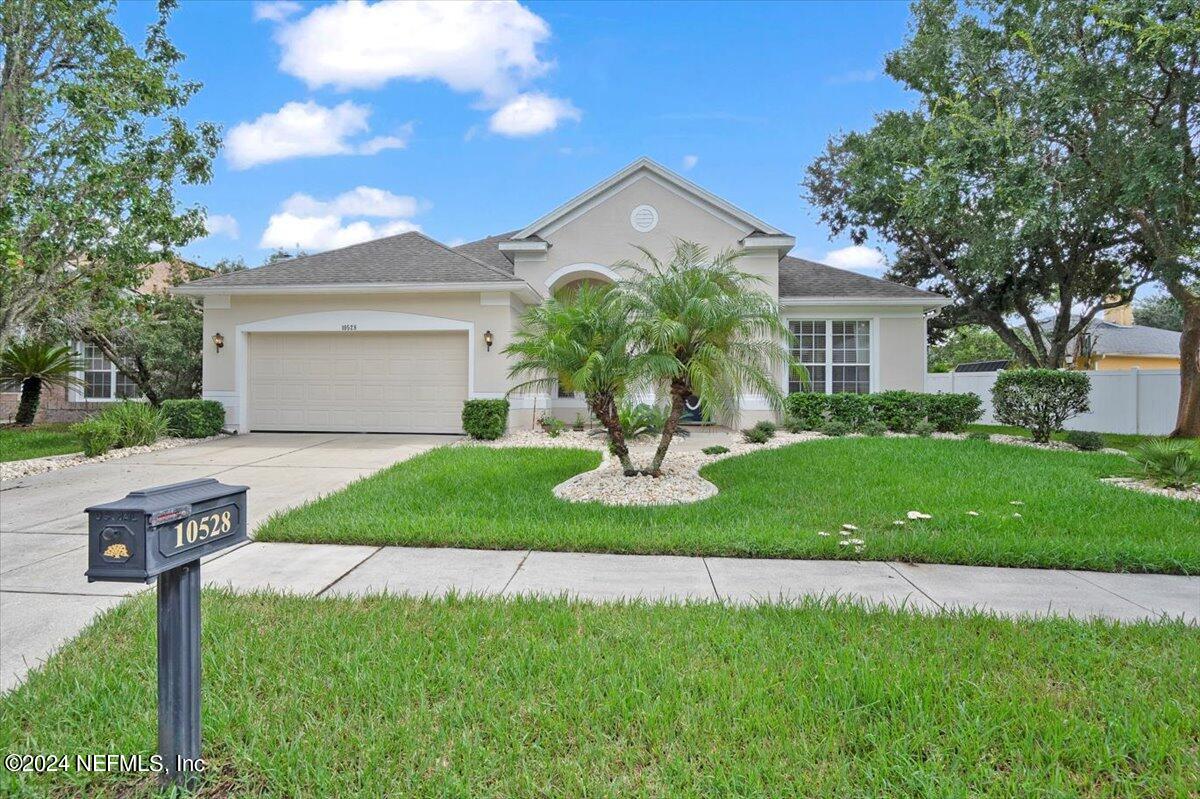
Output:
[{"xmin": 1134, "ymin": 293, "xmax": 1185, "ymax": 332}]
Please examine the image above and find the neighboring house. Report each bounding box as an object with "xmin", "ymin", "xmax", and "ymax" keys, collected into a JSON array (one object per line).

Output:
[
  {"xmin": 0, "ymin": 260, "xmax": 194, "ymax": 424},
  {"xmin": 1065, "ymin": 304, "xmax": 1182, "ymax": 371},
  {"xmin": 176, "ymin": 158, "xmax": 949, "ymax": 434}
]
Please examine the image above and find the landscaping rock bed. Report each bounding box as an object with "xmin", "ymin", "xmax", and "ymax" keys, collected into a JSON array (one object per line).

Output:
[
  {"xmin": 1, "ymin": 434, "xmax": 226, "ymax": 482},
  {"xmin": 989, "ymin": 434, "xmax": 1125, "ymax": 455},
  {"xmin": 1101, "ymin": 477, "xmax": 1200, "ymax": 503}
]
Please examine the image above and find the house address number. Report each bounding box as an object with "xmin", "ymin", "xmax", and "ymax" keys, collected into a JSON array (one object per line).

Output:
[{"xmin": 341, "ymin": 324, "xmax": 357, "ymax": 331}]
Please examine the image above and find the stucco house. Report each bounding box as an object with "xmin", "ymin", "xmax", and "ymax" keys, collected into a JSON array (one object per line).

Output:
[
  {"xmin": 1065, "ymin": 304, "xmax": 1182, "ymax": 371},
  {"xmin": 176, "ymin": 158, "xmax": 949, "ymax": 434}
]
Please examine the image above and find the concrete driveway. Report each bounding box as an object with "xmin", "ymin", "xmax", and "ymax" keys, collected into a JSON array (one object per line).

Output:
[{"xmin": 0, "ymin": 432, "xmax": 446, "ymax": 691}]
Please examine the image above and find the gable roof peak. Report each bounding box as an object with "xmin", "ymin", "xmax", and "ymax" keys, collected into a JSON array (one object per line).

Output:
[{"xmin": 512, "ymin": 156, "xmax": 788, "ymax": 241}]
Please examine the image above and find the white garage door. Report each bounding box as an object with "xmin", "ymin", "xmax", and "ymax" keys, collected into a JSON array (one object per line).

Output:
[{"xmin": 248, "ymin": 331, "xmax": 468, "ymax": 433}]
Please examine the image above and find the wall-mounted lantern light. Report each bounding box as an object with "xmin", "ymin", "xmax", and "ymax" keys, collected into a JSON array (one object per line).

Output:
[
  {"xmin": 483, "ymin": 330, "xmax": 494, "ymax": 352},
  {"xmin": 212, "ymin": 332, "xmax": 225, "ymax": 352}
]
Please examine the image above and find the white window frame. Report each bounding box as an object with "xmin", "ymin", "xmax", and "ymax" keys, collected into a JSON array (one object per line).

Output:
[
  {"xmin": 69, "ymin": 341, "xmax": 141, "ymax": 402},
  {"xmin": 785, "ymin": 317, "xmax": 879, "ymax": 395}
]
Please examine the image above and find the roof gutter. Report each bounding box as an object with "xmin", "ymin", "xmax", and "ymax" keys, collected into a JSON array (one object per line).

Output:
[
  {"xmin": 780, "ymin": 295, "xmax": 952, "ymax": 309},
  {"xmin": 172, "ymin": 280, "xmax": 543, "ymax": 304}
]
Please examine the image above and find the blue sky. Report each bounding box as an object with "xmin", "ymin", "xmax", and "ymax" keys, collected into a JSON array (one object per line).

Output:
[{"xmin": 117, "ymin": 1, "xmax": 917, "ymax": 273}]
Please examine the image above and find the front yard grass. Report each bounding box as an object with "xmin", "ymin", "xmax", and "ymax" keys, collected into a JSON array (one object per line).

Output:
[
  {"xmin": 258, "ymin": 437, "xmax": 1200, "ymax": 574},
  {"xmin": 2, "ymin": 592, "xmax": 1196, "ymax": 798},
  {"xmin": 0, "ymin": 422, "xmax": 80, "ymax": 462}
]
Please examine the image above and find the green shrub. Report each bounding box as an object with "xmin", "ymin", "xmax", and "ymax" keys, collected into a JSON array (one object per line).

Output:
[
  {"xmin": 462, "ymin": 399, "xmax": 509, "ymax": 440},
  {"xmin": 1065, "ymin": 430, "xmax": 1106, "ymax": 452},
  {"xmin": 783, "ymin": 393, "xmax": 828, "ymax": 430},
  {"xmin": 826, "ymin": 393, "xmax": 873, "ymax": 430},
  {"xmin": 73, "ymin": 416, "xmax": 121, "ymax": 457},
  {"xmin": 913, "ymin": 420, "xmax": 937, "ymax": 438},
  {"xmin": 867, "ymin": 390, "xmax": 926, "ymax": 432},
  {"xmin": 616, "ymin": 402, "xmax": 669, "ymax": 439},
  {"xmin": 820, "ymin": 420, "xmax": 849, "ymax": 437},
  {"xmin": 742, "ymin": 426, "xmax": 770, "ymax": 444},
  {"xmin": 782, "ymin": 414, "xmax": 806, "ymax": 434},
  {"xmin": 102, "ymin": 401, "xmax": 168, "ymax": 447},
  {"xmin": 1127, "ymin": 440, "xmax": 1200, "ymax": 489},
  {"xmin": 572, "ymin": 413, "xmax": 587, "ymax": 432},
  {"xmin": 966, "ymin": 430, "xmax": 991, "ymax": 441},
  {"xmin": 925, "ymin": 392, "xmax": 984, "ymax": 433},
  {"xmin": 861, "ymin": 419, "xmax": 888, "ymax": 437},
  {"xmin": 160, "ymin": 399, "xmax": 225, "ymax": 438},
  {"xmin": 992, "ymin": 370, "xmax": 1090, "ymax": 443},
  {"xmin": 539, "ymin": 416, "xmax": 566, "ymax": 438},
  {"xmin": 753, "ymin": 420, "xmax": 777, "ymax": 438},
  {"xmin": 702, "ymin": 445, "xmax": 730, "ymax": 455}
]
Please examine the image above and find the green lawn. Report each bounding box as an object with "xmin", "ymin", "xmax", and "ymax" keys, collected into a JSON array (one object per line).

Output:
[
  {"xmin": 258, "ymin": 438, "xmax": 1200, "ymax": 574},
  {"xmin": 2, "ymin": 592, "xmax": 1196, "ymax": 798},
  {"xmin": 966, "ymin": 423, "xmax": 1160, "ymax": 453},
  {"xmin": 0, "ymin": 423, "xmax": 81, "ymax": 461}
]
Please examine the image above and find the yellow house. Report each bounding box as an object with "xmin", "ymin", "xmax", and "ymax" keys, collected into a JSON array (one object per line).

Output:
[{"xmin": 1070, "ymin": 303, "xmax": 1181, "ymax": 371}]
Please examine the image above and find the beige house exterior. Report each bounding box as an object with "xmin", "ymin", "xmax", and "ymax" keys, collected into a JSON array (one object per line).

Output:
[{"xmin": 177, "ymin": 158, "xmax": 948, "ymax": 434}]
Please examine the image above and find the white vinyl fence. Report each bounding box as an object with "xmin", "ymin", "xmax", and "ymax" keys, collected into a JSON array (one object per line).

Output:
[{"xmin": 925, "ymin": 368, "xmax": 1181, "ymax": 436}]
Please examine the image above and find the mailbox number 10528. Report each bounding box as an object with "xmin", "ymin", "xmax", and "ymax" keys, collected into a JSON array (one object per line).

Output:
[{"xmin": 174, "ymin": 510, "xmax": 233, "ymax": 548}]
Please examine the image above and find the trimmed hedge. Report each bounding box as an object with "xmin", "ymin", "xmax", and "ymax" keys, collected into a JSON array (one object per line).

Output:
[
  {"xmin": 992, "ymin": 369, "xmax": 1091, "ymax": 443},
  {"xmin": 925, "ymin": 392, "xmax": 984, "ymax": 433},
  {"xmin": 783, "ymin": 393, "xmax": 828, "ymax": 430},
  {"xmin": 867, "ymin": 390, "xmax": 926, "ymax": 433},
  {"xmin": 463, "ymin": 399, "xmax": 509, "ymax": 440},
  {"xmin": 783, "ymin": 389, "xmax": 983, "ymax": 435},
  {"xmin": 161, "ymin": 399, "xmax": 226, "ymax": 438}
]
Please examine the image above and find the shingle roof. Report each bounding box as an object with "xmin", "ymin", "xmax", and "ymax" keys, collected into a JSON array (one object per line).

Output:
[
  {"xmin": 1087, "ymin": 319, "xmax": 1180, "ymax": 356},
  {"xmin": 180, "ymin": 231, "xmax": 519, "ymax": 289},
  {"xmin": 452, "ymin": 231, "xmax": 517, "ymax": 274},
  {"xmin": 778, "ymin": 256, "xmax": 943, "ymax": 300}
]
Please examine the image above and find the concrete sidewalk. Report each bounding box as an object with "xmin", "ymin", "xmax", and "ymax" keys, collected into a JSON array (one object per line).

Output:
[{"xmin": 204, "ymin": 544, "xmax": 1199, "ymax": 622}]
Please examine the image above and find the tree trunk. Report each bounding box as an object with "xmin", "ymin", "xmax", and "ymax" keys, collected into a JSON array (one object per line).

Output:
[
  {"xmin": 15, "ymin": 376, "xmax": 41, "ymax": 425},
  {"xmin": 647, "ymin": 380, "xmax": 687, "ymax": 477},
  {"xmin": 590, "ymin": 394, "xmax": 637, "ymax": 475},
  {"xmin": 1171, "ymin": 292, "xmax": 1200, "ymax": 438}
]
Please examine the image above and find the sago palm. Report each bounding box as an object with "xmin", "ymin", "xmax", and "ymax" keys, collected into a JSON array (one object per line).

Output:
[
  {"xmin": 616, "ymin": 240, "xmax": 795, "ymax": 475},
  {"xmin": 505, "ymin": 284, "xmax": 653, "ymax": 475},
  {"xmin": 0, "ymin": 340, "xmax": 83, "ymax": 425}
]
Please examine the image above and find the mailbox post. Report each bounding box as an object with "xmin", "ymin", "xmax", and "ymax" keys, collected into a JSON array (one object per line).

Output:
[{"xmin": 86, "ymin": 478, "xmax": 248, "ymax": 788}]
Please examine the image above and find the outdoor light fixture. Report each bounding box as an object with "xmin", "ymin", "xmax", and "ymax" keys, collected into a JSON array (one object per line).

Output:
[
  {"xmin": 212, "ymin": 332, "xmax": 224, "ymax": 352},
  {"xmin": 484, "ymin": 330, "xmax": 494, "ymax": 351}
]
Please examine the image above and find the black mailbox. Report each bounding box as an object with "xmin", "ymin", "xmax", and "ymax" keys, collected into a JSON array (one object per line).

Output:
[{"xmin": 86, "ymin": 478, "xmax": 248, "ymax": 583}]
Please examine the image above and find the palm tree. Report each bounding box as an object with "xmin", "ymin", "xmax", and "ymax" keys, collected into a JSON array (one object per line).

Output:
[
  {"xmin": 0, "ymin": 340, "xmax": 83, "ymax": 425},
  {"xmin": 617, "ymin": 240, "xmax": 795, "ymax": 476},
  {"xmin": 505, "ymin": 284, "xmax": 655, "ymax": 475}
]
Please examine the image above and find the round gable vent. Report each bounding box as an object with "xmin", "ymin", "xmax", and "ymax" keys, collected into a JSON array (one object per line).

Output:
[{"xmin": 630, "ymin": 204, "xmax": 659, "ymax": 233}]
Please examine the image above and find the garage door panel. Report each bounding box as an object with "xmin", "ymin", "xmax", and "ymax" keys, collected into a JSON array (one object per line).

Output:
[{"xmin": 248, "ymin": 331, "xmax": 468, "ymax": 433}]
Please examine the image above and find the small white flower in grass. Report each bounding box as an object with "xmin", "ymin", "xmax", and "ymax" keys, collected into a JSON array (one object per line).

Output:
[
  {"xmin": 818, "ymin": 531, "xmax": 832, "ymax": 537},
  {"xmin": 847, "ymin": 538, "xmax": 865, "ymax": 545},
  {"xmin": 838, "ymin": 540, "xmax": 851, "ymax": 547},
  {"xmin": 892, "ymin": 520, "xmax": 906, "ymax": 526},
  {"xmin": 1013, "ymin": 512, "xmax": 1023, "ymax": 518},
  {"xmin": 1010, "ymin": 500, "xmax": 1025, "ymax": 506},
  {"xmin": 906, "ymin": 511, "xmax": 932, "ymax": 520},
  {"xmin": 967, "ymin": 511, "xmax": 980, "ymax": 517},
  {"xmin": 854, "ymin": 545, "xmax": 865, "ymax": 553},
  {"xmin": 842, "ymin": 523, "xmax": 859, "ymax": 531}
]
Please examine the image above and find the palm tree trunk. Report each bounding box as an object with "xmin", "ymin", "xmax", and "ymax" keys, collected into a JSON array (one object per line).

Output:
[
  {"xmin": 15, "ymin": 376, "xmax": 41, "ymax": 425},
  {"xmin": 590, "ymin": 394, "xmax": 637, "ymax": 475},
  {"xmin": 647, "ymin": 380, "xmax": 687, "ymax": 477}
]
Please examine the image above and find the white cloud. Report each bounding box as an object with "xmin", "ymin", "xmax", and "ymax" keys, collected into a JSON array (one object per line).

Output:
[
  {"xmin": 681, "ymin": 154, "xmax": 699, "ymax": 171},
  {"xmin": 826, "ymin": 69, "xmax": 878, "ymax": 85},
  {"xmin": 272, "ymin": 1, "xmax": 552, "ymax": 97},
  {"xmin": 823, "ymin": 245, "xmax": 887, "ymax": 272},
  {"xmin": 252, "ymin": 1, "xmax": 301, "ymax": 22},
  {"xmin": 280, "ymin": 186, "xmax": 422, "ymax": 219},
  {"xmin": 258, "ymin": 187, "xmax": 425, "ymax": 251},
  {"xmin": 487, "ymin": 93, "xmax": 580, "ymax": 137},
  {"xmin": 203, "ymin": 213, "xmax": 240, "ymax": 240},
  {"xmin": 225, "ymin": 101, "xmax": 409, "ymax": 169}
]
